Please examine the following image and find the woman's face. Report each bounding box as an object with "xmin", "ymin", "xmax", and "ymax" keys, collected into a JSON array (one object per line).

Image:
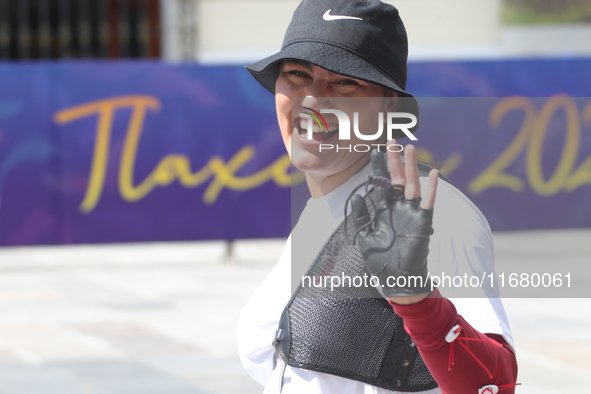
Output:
[{"xmin": 275, "ymin": 60, "xmax": 397, "ymax": 187}]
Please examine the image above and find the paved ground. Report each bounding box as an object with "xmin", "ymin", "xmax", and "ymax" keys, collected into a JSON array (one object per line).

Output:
[{"xmin": 0, "ymin": 230, "xmax": 590, "ymax": 394}]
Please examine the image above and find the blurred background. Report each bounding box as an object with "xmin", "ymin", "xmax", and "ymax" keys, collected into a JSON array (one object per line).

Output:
[{"xmin": 0, "ymin": 0, "xmax": 590, "ymax": 393}]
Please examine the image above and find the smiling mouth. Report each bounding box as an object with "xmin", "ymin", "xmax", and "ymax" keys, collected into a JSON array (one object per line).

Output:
[{"xmin": 296, "ymin": 117, "xmax": 339, "ymax": 142}]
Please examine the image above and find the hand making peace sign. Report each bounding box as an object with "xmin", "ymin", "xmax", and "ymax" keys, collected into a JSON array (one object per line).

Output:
[{"xmin": 350, "ymin": 140, "xmax": 439, "ymax": 304}]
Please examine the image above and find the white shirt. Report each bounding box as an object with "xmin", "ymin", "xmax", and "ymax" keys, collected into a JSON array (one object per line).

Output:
[{"xmin": 237, "ymin": 160, "xmax": 514, "ymax": 394}]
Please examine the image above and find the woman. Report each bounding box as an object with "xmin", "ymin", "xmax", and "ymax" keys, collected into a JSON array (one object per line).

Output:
[{"xmin": 238, "ymin": 1, "xmax": 518, "ymax": 393}]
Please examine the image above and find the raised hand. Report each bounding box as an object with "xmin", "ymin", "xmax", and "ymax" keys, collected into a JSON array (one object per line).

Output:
[{"xmin": 350, "ymin": 141, "xmax": 439, "ymax": 303}]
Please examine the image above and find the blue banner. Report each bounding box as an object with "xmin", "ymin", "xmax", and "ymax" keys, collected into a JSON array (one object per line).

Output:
[
  {"xmin": 0, "ymin": 58, "xmax": 590, "ymax": 245},
  {"xmin": 0, "ymin": 63, "xmax": 291, "ymax": 244}
]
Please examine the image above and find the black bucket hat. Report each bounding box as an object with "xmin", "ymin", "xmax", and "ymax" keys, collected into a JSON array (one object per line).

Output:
[{"xmin": 246, "ymin": 0, "xmax": 419, "ymax": 135}]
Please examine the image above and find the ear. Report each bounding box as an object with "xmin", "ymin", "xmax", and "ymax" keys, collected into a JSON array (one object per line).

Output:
[
  {"xmin": 378, "ymin": 91, "xmax": 400, "ymax": 145},
  {"xmin": 384, "ymin": 89, "xmax": 399, "ymax": 112}
]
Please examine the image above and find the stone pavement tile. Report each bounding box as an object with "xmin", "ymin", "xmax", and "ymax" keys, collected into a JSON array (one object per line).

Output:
[
  {"xmin": 185, "ymin": 373, "xmax": 263, "ymax": 394},
  {"xmin": 493, "ymin": 229, "xmax": 591, "ymax": 258},
  {"xmin": 0, "ymin": 289, "xmax": 63, "ymax": 302},
  {"xmin": 521, "ymin": 340, "xmax": 591, "ymax": 370},
  {"xmin": 138, "ymin": 353, "xmax": 263, "ymax": 394},
  {"xmin": 502, "ymin": 298, "xmax": 591, "ymax": 393},
  {"xmin": 48, "ymin": 274, "xmax": 166, "ymax": 309},
  {"xmin": 0, "ymin": 323, "xmax": 124, "ymax": 363},
  {"xmin": 513, "ymin": 348, "xmax": 591, "ymax": 394},
  {"xmin": 0, "ymin": 348, "xmax": 18, "ymax": 362},
  {"xmin": 0, "ymin": 363, "xmax": 82, "ymax": 394},
  {"xmin": 7, "ymin": 235, "xmax": 589, "ymax": 394},
  {"xmin": 0, "ymin": 359, "xmax": 211, "ymax": 394},
  {"xmin": 231, "ymin": 239, "xmax": 286, "ymax": 264},
  {"xmin": 0, "ymin": 242, "xmax": 228, "ymax": 269},
  {"xmin": 59, "ymin": 359, "xmax": 211, "ymax": 394},
  {"xmin": 67, "ymin": 321, "xmax": 203, "ymax": 355}
]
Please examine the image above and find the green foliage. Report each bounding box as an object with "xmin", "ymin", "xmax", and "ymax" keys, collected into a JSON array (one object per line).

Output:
[{"xmin": 504, "ymin": 0, "xmax": 591, "ymax": 24}]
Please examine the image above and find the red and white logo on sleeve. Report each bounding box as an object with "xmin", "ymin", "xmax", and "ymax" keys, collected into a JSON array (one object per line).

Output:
[
  {"xmin": 478, "ymin": 385, "xmax": 499, "ymax": 394},
  {"xmin": 445, "ymin": 324, "xmax": 462, "ymax": 343}
]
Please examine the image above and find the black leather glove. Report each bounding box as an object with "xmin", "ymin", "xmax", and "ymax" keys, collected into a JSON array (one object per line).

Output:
[{"xmin": 350, "ymin": 150, "xmax": 434, "ymax": 298}]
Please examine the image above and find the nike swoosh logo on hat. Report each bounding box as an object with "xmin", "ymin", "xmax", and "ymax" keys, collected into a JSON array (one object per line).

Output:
[{"xmin": 323, "ymin": 10, "xmax": 363, "ymax": 21}]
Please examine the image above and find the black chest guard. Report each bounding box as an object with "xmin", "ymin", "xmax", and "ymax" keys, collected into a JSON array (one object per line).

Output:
[{"xmin": 274, "ymin": 163, "xmax": 451, "ymax": 392}]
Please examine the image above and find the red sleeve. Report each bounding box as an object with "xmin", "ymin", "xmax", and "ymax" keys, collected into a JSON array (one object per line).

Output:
[{"xmin": 389, "ymin": 289, "xmax": 519, "ymax": 394}]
